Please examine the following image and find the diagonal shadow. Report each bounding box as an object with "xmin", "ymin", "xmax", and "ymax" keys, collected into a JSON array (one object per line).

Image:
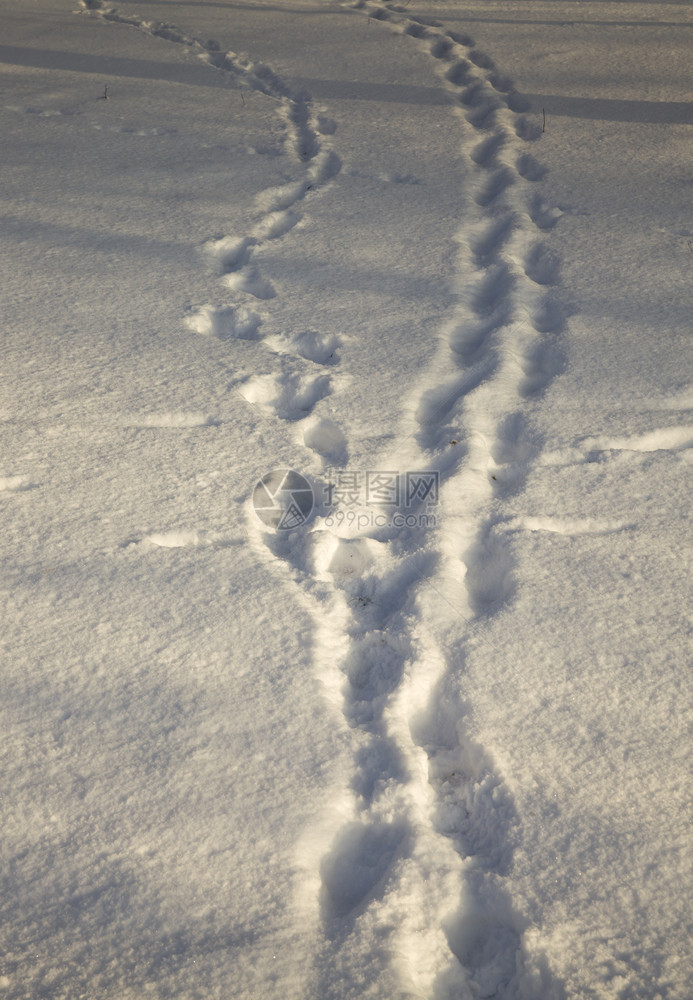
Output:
[
  {"xmin": 433, "ymin": 13, "xmax": 693, "ymax": 28},
  {"xmin": 523, "ymin": 92, "xmax": 693, "ymax": 124},
  {"xmin": 294, "ymin": 75, "xmax": 451, "ymax": 107},
  {"xmin": 0, "ymin": 44, "xmax": 232, "ymax": 89}
]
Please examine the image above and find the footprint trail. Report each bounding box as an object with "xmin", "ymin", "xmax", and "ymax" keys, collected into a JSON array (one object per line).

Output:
[
  {"xmin": 81, "ymin": 0, "xmax": 567, "ymax": 993},
  {"xmin": 79, "ymin": 0, "xmax": 345, "ymax": 467},
  {"xmin": 265, "ymin": 3, "xmax": 569, "ymax": 995}
]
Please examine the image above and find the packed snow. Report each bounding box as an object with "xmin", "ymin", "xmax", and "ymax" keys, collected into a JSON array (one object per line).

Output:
[{"xmin": 1, "ymin": 0, "xmax": 691, "ymax": 997}]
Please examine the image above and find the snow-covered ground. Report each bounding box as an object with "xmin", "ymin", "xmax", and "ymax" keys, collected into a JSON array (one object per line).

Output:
[{"xmin": 1, "ymin": 0, "xmax": 691, "ymax": 996}]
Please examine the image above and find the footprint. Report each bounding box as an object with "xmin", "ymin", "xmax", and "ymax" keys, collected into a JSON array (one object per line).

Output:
[
  {"xmin": 350, "ymin": 737, "xmax": 409, "ymax": 807},
  {"xmin": 470, "ymin": 215, "xmax": 516, "ymax": 265},
  {"xmin": 506, "ymin": 91, "xmax": 532, "ymax": 114},
  {"xmin": 468, "ymin": 49, "xmax": 495, "ymax": 71},
  {"xmin": 489, "ymin": 412, "xmax": 538, "ymax": 492},
  {"xmin": 317, "ymin": 114, "xmax": 337, "ymax": 135},
  {"xmin": 450, "ymin": 308, "xmax": 512, "ymax": 357},
  {"xmin": 403, "ymin": 21, "xmax": 428, "ymax": 38},
  {"xmin": 251, "ymin": 209, "xmax": 301, "ymax": 241},
  {"xmin": 524, "ymin": 242, "xmax": 560, "ymax": 286},
  {"xmin": 203, "ymin": 235, "xmax": 255, "ymax": 274},
  {"xmin": 430, "ymin": 37, "xmax": 454, "ymax": 60},
  {"xmin": 416, "ymin": 359, "xmax": 497, "ymax": 434},
  {"xmin": 528, "ymin": 194, "xmax": 564, "ymax": 231},
  {"xmin": 255, "ymin": 181, "xmax": 306, "ymax": 213},
  {"xmin": 488, "ymin": 71, "xmax": 513, "ymax": 94},
  {"xmin": 185, "ymin": 304, "xmax": 263, "ymax": 340},
  {"xmin": 532, "ymin": 292, "xmax": 566, "ymax": 334},
  {"xmin": 281, "ymin": 100, "xmax": 319, "ymax": 161},
  {"xmin": 308, "ymin": 148, "xmax": 342, "ymax": 185},
  {"xmin": 238, "ymin": 371, "xmax": 330, "ymax": 420},
  {"xmin": 471, "ymin": 262, "xmax": 514, "ymax": 317},
  {"xmin": 519, "ymin": 337, "xmax": 564, "ymax": 397},
  {"xmin": 303, "ymin": 416, "xmax": 348, "ymax": 464},
  {"xmin": 293, "ymin": 330, "xmax": 341, "ymax": 365},
  {"xmin": 492, "ymin": 412, "xmax": 537, "ymax": 467},
  {"xmin": 516, "ymin": 152, "xmax": 547, "ymax": 182},
  {"xmin": 475, "ymin": 166, "xmax": 514, "ymax": 207},
  {"xmin": 224, "ymin": 266, "xmax": 276, "ymax": 299},
  {"xmin": 515, "ymin": 115, "xmax": 542, "ymax": 142},
  {"xmin": 470, "ymin": 132, "xmax": 505, "ymax": 167},
  {"xmin": 466, "ymin": 100, "xmax": 499, "ymax": 132},
  {"xmin": 447, "ymin": 30, "xmax": 475, "ymax": 47},
  {"xmin": 457, "ymin": 79, "xmax": 485, "ymax": 107},
  {"xmin": 312, "ymin": 533, "xmax": 380, "ymax": 582},
  {"xmin": 464, "ymin": 525, "xmax": 515, "ymax": 614},
  {"xmin": 320, "ymin": 820, "xmax": 407, "ymax": 920},
  {"xmin": 345, "ymin": 633, "xmax": 406, "ymax": 709}
]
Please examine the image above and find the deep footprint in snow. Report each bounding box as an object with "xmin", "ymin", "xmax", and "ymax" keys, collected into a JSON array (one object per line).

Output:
[
  {"xmin": 251, "ymin": 208, "xmax": 302, "ymax": 241},
  {"xmin": 343, "ymin": 633, "xmax": 406, "ymax": 728},
  {"xmin": 293, "ymin": 330, "xmax": 341, "ymax": 365},
  {"xmin": 463, "ymin": 524, "xmax": 516, "ymax": 614},
  {"xmin": 470, "ymin": 215, "xmax": 516, "ymax": 265},
  {"xmin": 532, "ymin": 291, "xmax": 567, "ymax": 334},
  {"xmin": 488, "ymin": 411, "xmax": 540, "ymax": 494},
  {"xmin": 223, "ymin": 266, "xmax": 276, "ymax": 299},
  {"xmin": 203, "ymin": 235, "xmax": 255, "ymax": 274},
  {"xmin": 516, "ymin": 152, "xmax": 547, "ymax": 182},
  {"xmin": 470, "ymin": 132, "xmax": 506, "ymax": 168},
  {"xmin": 320, "ymin": 819, "xmax": 408, "ymax": 921},
  {"xmin": 518, "ymin": 336, "xmax": 565, "ymax": 397},
  {"xmin": 475, "ymin": 165, "xmax": 515, "ymax": 207},
  {"xmin": 415, "ymin": 359, "xmax": 497, "ymax": 442},
  {"xmin": 185, "ymin": 303, "xmax": 263, "ymax": 340},
  {"xmin": 524, "ymin": 241, "xmax": 561, "ymax": 286},
  {"xmin": 303, "ymin": 416, "xmax": 348, "ymax": 464},
  {"xmin": 238, "ymin": 370, "xmax": 331, "ymax": 420},
  {"xmin": 471, "ymin": 262, "xmax": 515, "ymax": 316}
]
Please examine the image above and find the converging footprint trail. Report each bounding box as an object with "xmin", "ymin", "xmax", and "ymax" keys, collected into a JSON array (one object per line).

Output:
[
  {"xmin": 273, "ymin": 4, "xmax": 568, "ymax": 997},
  {"xmin": 80, "ymin": 1, "xmax": 566, "ymax": 996}
]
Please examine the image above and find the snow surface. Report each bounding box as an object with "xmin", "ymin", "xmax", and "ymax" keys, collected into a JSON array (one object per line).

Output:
[{"xmin": 1, "ymin": 0, "xmax": 691, "ymax": 997}]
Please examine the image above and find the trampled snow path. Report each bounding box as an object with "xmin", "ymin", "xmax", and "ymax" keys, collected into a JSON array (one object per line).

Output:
[
  {"xmin": 77, "ymin": 0, "xmax": 571, "ymax": 992},
  {"xmin": 273, "ymin": 6, "xmax": 572, "ymax": 995}
]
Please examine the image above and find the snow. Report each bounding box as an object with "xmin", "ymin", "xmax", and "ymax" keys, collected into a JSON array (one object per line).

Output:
[{"xmin": 1, "ymin": 0, "xmax": 691, "ymax": 997}]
